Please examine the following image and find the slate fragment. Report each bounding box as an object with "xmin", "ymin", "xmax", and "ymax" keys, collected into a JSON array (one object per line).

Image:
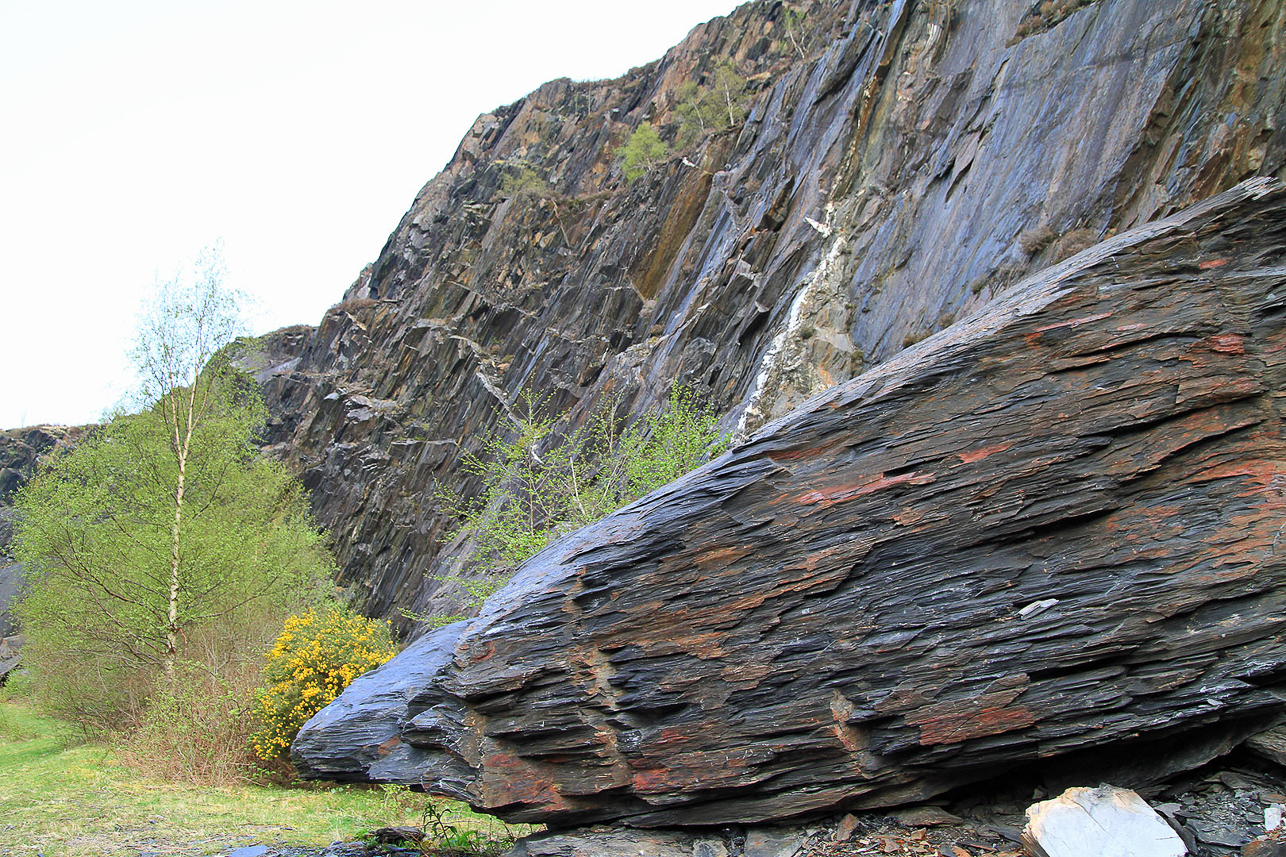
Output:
[{"xmin": 1021, "ymin": 786, "xmax": 1187, "ymax": 857}]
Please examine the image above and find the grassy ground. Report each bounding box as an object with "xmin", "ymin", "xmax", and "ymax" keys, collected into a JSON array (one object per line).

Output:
[{"xmin": 0, "ymin": 698, "xmax": 527, "ymax": 857}]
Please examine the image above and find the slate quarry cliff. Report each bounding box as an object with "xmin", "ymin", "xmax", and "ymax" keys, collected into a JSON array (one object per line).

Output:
[
  {"xmin": 273, "ymin": 0, "xmax": 1286, "ymax": 826},
  {"xmin": 260, "ymin": 0, "xmax": 1286, "ymax": 627}
]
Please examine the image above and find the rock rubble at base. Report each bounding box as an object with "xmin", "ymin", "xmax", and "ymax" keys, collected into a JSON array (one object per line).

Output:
[{"xmin": 198, "ymin": 758, "xmax": 1286, "ymax": 857}]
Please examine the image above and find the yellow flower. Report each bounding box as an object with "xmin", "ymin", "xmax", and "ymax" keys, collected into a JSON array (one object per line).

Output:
[{"xmin": 251, "ymin": 604, "xmax": 398, "ymax": 761}]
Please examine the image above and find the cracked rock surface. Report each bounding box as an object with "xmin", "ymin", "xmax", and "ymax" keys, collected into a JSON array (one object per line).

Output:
[
  {"xmin": 252, "ymin": 0, "xmax": 1286, "ymax": 627},
  {"xmin": 294, "ymin": 180, "xmax": 1286, "ymax": 826}
]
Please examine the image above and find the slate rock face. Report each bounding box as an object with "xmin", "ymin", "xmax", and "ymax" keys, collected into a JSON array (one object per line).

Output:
[
  {"xmin": 293, "ymin": 180, "xmax": 1286, "ymax": 826},
  {"xmin": 255, "ymin": 0, "xmax": 1286, "ymax": 627},
  {"xmin": 0, "ymin": 425, "xmax": 85, "ymax": 515}
]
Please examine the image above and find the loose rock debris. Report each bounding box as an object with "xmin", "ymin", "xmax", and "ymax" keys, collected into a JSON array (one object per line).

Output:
[
  {"xmin": 809, "ymin": 761, "xmax": 1286, "ymax": 857},
  {"xmin": 155, "ymin": 759, "xmax": 1286, "ymax": 857}
]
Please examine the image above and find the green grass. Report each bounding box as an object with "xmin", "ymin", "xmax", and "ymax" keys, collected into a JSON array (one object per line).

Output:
[{"xmin": 0, "ymin": 698, "xmax": 529, "ymax": 857}]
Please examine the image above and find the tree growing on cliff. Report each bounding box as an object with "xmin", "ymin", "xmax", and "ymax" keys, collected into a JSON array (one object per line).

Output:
[
  {"xmin": 14, "ymin": 251, "xmax": 330, "ymax": 729},
  {"xmin": 674, "ymin": 59, "xmax": 750, "ymax": 148},
  {"xmin": 619, "ymin": 123, "xmax": 669, "ymax": 183}
]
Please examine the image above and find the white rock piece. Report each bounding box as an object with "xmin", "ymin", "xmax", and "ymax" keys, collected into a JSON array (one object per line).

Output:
[{"xmin": 1021, "ymin": 785, "xmax": 1187, "ymax": 857}]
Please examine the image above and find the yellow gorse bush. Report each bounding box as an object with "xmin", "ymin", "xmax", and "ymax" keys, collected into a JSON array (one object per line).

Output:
[{"xmin": 252, "ymin": 605, "xmax": 397, "ymax": 761}]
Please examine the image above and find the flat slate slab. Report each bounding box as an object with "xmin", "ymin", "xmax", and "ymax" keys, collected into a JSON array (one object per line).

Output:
[{"xmin": 1022, "ymin": 786, "xmax": 1187, "ymax": 857}]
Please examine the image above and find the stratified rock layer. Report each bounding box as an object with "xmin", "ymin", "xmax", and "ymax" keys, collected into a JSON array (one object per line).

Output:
[
  {"xmin": 294, "ymin": 180, "xmax": 1286, "ymax": 826},
  {"xmin": 289, "ymin": 621, "xmax": 465, "ymax": 781},
  {"xmin": 257, "ymin": 0, "xmax": 1286, "ymax": 626}
]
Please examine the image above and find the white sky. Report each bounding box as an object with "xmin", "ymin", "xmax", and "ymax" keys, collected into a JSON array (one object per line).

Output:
[{"xmin": 0, "ymin": 0, "xmax": 742, "ymax": 430}]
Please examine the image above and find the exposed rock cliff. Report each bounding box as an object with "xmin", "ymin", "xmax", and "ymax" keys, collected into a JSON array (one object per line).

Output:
[
  {"xmin": 295, "ymin": 177, "xmax": 1286, "ymax": 827},
  {"xmin": 257, "ymin": 0, "xmax": 1286, "ymax": 626}
]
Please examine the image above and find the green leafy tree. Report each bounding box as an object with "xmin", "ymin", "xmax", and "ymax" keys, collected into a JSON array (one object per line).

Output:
[
  {"xmin": 134, "ymin": 250, "xmax": 256, "ymax": 676},
  {"xmin": 782, "ymin": 5, "xmax": 809, "ymax": 57},
  {"xmin": 674, "ymin": 80, "xmax": 719, "ymax": 148},
  {"xmin": 674, "ymin": 59, "xmax": 750, "ymax": 148},
  {"xmin": 619, "ymin": 123, "xmax": 669, "ymax": 183},
  {"xmin": 14, "ymin": 251, "xmax": 330, "ymax": 728},
  {"xmin": 711, "ymin": 59, "xmax": 750, "ymax": 127}
]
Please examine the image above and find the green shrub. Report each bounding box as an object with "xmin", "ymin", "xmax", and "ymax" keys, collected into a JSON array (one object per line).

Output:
[
  {"xmin": 674, "ymin": 59, "xmax": 750, "ymax": 148},
  {"xmin": 499, "ymin": 162, "xmax": 552, "ymax": 199},
  {"xmin": 121, "ymin": 612, "xmax": 289, "ymax": 784},
  {"xmin": 618, "ymin": 384, "xmax": 729, "ymax": 498},
  {"xmin": 781, "ymin": 4, "xmax": 809, "ymax": 57},
  {"xmin": 251, "ymin": 605, "xmax": 397, "ymax": 762},
  {"xmin": 123, "ymin": 663, "xmax": 256, "ymax": 784},
  {"xmin": 418, "ymin": 795, "xmax": 529, "ymax": 855},
  {"xmin": 433, "ymin": 384, "xmax": 728, "ymax": 617},
  {"xmin": 619, "ymin": 123, "xmax": 668, "ymax": 183}
]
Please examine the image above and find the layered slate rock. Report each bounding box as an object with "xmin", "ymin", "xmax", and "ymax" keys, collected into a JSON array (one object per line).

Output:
[
  {"xmin": 289, "ymin": 621, "xmax": 466, "ymax": 781},
  {"xmin": 255, "ymin": 0, "xmax": 1286, "ymax": 627},
  {"xmin": 295, "ymin": 179, "xmax": 1286, "ymax": 826}
]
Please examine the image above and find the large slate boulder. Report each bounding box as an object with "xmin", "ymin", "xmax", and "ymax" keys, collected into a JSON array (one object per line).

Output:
[
  {"xmin": 290, "ymin": 621, "xmax": 466, "ymax": 781},
  {"xmin": 294, "ymin": 179, "xmax": 1286, "ymax": 826}
]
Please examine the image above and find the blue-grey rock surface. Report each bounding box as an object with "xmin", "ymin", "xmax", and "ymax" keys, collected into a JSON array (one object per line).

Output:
[
  {"xmin": 291, "ymin": 621, "xmax": 466, "ymax": 781},
  {"xmin": 254, "ymin": 0, "xmax": 1286, "ymax": 629}
]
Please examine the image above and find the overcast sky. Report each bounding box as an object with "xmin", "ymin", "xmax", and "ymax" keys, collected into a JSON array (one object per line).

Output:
[{"xmin": 0, "ymin": 0, "xmax": 743, "ymax": 431}]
